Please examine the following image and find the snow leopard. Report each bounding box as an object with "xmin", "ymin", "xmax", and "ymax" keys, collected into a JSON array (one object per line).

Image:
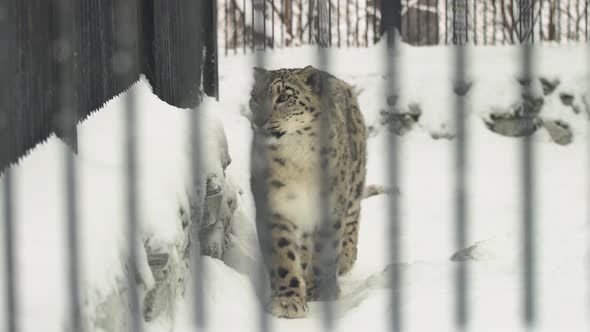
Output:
[{"xmin": 249, "ymin": 65, "xmax": 367, "ymax": 318}]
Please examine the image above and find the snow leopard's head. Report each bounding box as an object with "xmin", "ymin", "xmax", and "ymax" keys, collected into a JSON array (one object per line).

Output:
[{"xmin": 249, "ymin": 66, "xmax": 326, "ymax": 138}]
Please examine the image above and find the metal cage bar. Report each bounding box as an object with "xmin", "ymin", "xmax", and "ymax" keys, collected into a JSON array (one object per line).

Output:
[
  {"xmin": 244, "ymin": 0, "xmax": 248, "ymax": 52},
  {"xmin": 272, "ymin": 0, "xmax": 275, "ymax": 48},
  {"xmin": 316, "ymin": 5, "xmax": 337, "ymax": 329},
  {"xmin": 539, "ymin": 0, "xmax": 543, "ymax": 41},
  {"xmin": 234, "ymin": 0, "xmax": 238, "ymax": 53},
  {"xmin": 493, "ymin": 0, "xmax": 498, "ymax": 44},
  {"xmin": 575, "ymin": 0, "xmax": 580, "ymax": 41},
  {"xmin": 1, "ymin": 2, "xmax": 18, "ymax": 332},
  {"xmin": 282, "ymin": 0, "xmax": 285, "ymax": 46},
  {"xmin": 56, "ymin": 0, "xmax": 84, "ymax": 331},
  {"xmin": 365, "ymin": 0, "xmax": 369, "ymax": 46},
  {"xmin": 346, "ymin": 0, "xmax": 350, "ymax": 47},
  {"xmin": 329, "ymin": 0, "xmax": 333, "ymax": 46},
  {"xmin": 1, "ymin": 171, "xmax": 17, "ymax": 332},
  {"xmin": 586, "ymin": 0, "xmax": 588, "ymax": 41},
  {"xmin": 520, "ymin": 1, "xmax": 536, "ymax": 327},
  {"xmin": 473, "ymin": 0, "xmax": 478, "ymax": 44},
  {"xmin": 264, "ymin": 0, "xmax": 267, "ymax": 49},
  {"xmin": 251, "ymin": 1, "xmax": 272, "ymax": 331},
  {"xmin": 453, "ymin": 19, "xmax": 469, "ymax": 331},
  {"xmin": 381, "ymin": 2, "xmax": 403, "ymax": 331},
  {"xmin": 446, "ymin": 0, "xmax": 449, "ymax": 44},
  {"xmin": 225, "ymin": 0, "xmax": 229, "ymax": 55},
  {"xmin": 115, "ymin": 0, "xmax": 142, "ymax": 331},
  {"xmin": 373, "ymin": 0, "xmax": 379, "ymax": 44},
  {"xmin": 191, "ymin": 0, "xmax": 208, "ymax": 328},
  {"xmin": 417, "ymin": 0, "xmax": 422, "ymax": 44},
  {"xmin": 123, "ymin": 50, "xmax": 143, "ymax": 332},
  {"xmin": 484, "ymin": 0, "xmax": 488, "ymax": 44},
  {"xmin": 355, "ymin": 0, "xmax": 359, "ymax": 46},
  {"xmin": 567, "ymin": 0, "xmax": 572, "ymax": 40}
]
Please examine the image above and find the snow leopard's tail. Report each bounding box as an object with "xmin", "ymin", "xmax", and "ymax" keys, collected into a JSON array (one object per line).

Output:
[{"xmin": 362, "ymin": 184, "xmax": 399, "ymax": 199}]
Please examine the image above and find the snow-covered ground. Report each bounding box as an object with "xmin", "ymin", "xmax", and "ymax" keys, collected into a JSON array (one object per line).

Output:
[{"xmin": 1, "ymin": 41, "xmax": 590, "ymax": 332}]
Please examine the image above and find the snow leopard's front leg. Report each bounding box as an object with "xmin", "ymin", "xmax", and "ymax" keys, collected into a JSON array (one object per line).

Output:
[{"xmin": 265, "ymin": 213, "xmax": 309, "ymax": 318}]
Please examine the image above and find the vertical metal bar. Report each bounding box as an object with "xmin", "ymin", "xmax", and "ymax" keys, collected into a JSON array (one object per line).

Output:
[
  {"xmin": 531, "ymin": 0, "xmax": 535, "ymax": 43},
  {"xmin": 290, "ymin": 0, "xmax": 294, "ymax": 46},
  {"xmin": 116, "ymin": 0, "xmax": 142, "ymax": 330},
  {"xmin": 512, "ymin": 0, "xmax": 523, "ymax": 42},
  {"xmin": 191, "ymin": 0, "xmax": 207, "ymax": 328},
  {"xmin": 417, "ymin": 0, "xmax": 422, "ymax": 44},
  {"xmin": 230, "ymin": 0, "xmax": 235, "ymax": 53},
  {"xmin": 251, "ymin": 2, "xmax": 271, "ymax": 331},
  {"xmin": 264, "ymin": 0, "xmax": 267, "ymax": 49},
  {"xmin": 520, "ymin": 0, "xmax": 536, "ymax": 327},
  {"xmin": 382, "ymin": 2, "xmax": 402, "ymax": 331},
  {"xmin": 493, "ymin": 0, "xmax": 498, "ymax": 44},
  {"xmin": 213, "ymin": 0, "xmax": 221, "ymax": 101},
  {"xmin": 365, "ymin": 0, "xmax": 369, "ymax": 46},
  {"xmin": 408, "ymin": 0, "xmax": 411, "ymax": 42},
  {"xmin": 300, "ymin": 0, "xmax": 304, "ymax": 43},
  {"xmin": 272, "ymin": 0, "xmax": 275, "ymax": 48},
  {"xmin": 281, "ymin": 0, "xmax": 285, "ymax": 46},
  {"xmin": 539, "ymin": 0, "xmax": 543, "ymax": 41},
  {"xmin": 338, "ymin": 0, "xmax": 341, "ymax": 46},
  {"xmin": 474, "ymin": 0, "xmax": 477, "ymax": 44},
  {"xmin": 427, "ymin": 0, "xmax": 432, "ymax": 44},
  {"xmin": 464, "ymin": 1, "xmax": 469, "ymax": 43},
  {"xmin": 330, "ymin": 0, "xmax": 333, "ymax": 46},
  {"xmin": 373, "ymin": 0, "xmax": 377, "ymax": 44},
  {"xmin": 124, "ymin": 87, "xmax": 142, "ymax": 332},
  {"xmin": 446, "ymin": 0, "xmax": 449, "ymax": 44},
  {"xmin": 309, "ymin": 0, "xmax": 313, "ymax": 43},
  {"xmin": 574, "ymin": 0, "xmax": 580, "ymax": 41},
  {"xmin": 253, "ymin": 0, "xmax": 256, "ymax": 50},
  {"xmin": 56, "ymin": 0, "xmax": 83, "ymax": 331},
  {"xmin": 451, "ymin": 0, "xmax": 457, "ymax": 45},
  {"xmin": 234, "ymin": 0, "xmax": 239, "ymax": 54},
  {"xmin": 453, "ymin": 12, "xmax": 469, "ymax": 332},
  {"xmin": 225, "ymin": 0, "xmax": 229, "ymax": 55},
  {"xmin": 436, "ymin": 0, "xmax": 440, "ymax": 44},
  {"xmin": 347, "ymin": 0, "xmax": 350, "ymax": 46},
  {"xmin": 558, "ymin": 0, "xmax": 562, "ymax": 42},
  {"xmin": 454, "ymin": 0, "xmax": 468, "ymax": 45},
  {"xmin": 586, "ymin": 0, "xmax": 588, "ymax": 40},
  {"xmin": 503, "ymin": 0, "xmax": 508, "ymax": 44},
  {"xmin": 484, "ymin": 0, "xmax": 488, "ymax": 44},
  {"xmin": 530, "ymin": 0, "xmax": 537, "ymax": 43},
  {"xmin": 567, "ymin": 0, "xmax": 571, "ymax": 40},
  {"xmin": 188, "ymin": 100, "xmax": 207, "ymax": 330},
  {"xmin": 0, "ymin": 2, "xmax": 17, "ymax": 330},
  {"xmin": 244, "ymin": 0, "xmax": 248, "ymax": 53},
  {"xmin": 316, "ymin": 2, "xmax": 335, "ymax": 329},
  {"xmin": 1, "ymin": 171, "xmax": 16, "ymax": 332},
  {"xmin": 355, "ymin": 0, "xmax": 359, "ymax": 46}
]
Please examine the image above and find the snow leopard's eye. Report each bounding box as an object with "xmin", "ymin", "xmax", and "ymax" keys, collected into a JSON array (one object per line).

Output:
[{"xmin": 276, "ymin": 94, "xmax": 290, "ymax": 104}]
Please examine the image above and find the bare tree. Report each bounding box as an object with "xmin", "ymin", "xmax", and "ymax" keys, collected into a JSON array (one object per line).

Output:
[
  {"xmin": 318, "ymin": 0, "xmax": 330, "ymax": 45},
  {"xmin": 454, "ymin": 0, "xmax": 468, "ymax": 44}
]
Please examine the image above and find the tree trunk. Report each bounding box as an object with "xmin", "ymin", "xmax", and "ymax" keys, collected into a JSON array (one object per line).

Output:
[
  {"xmin": 318, "ymin": 0, "xmax": 330, "ymax": 46},
  {"xmin": 453, "ymin": 0, "xmax": 468, "ymax": 44}
]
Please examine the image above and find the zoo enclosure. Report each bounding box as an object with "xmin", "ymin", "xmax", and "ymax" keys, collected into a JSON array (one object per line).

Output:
[
  {"xmin": 0, "ymin": 1, "xmax": 580, "ymax": 332},
  {"xmin": 222, "ymin": 0, "xmax": 590, "ymax": 52}
]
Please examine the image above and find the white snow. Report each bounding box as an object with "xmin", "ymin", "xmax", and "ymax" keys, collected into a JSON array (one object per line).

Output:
[{"xmin": 2, "ymin": 41, "xmax": 590, "ymax": 332}]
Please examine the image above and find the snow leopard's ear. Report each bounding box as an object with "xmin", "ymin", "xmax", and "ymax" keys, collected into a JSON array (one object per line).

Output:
[
  {"xmin": 300, "ymin": 65, "xmax": 321, "ymax": 93},
  {"xmin": 253, "ymin": 67, "xmax": 268, "ymax": 81}
]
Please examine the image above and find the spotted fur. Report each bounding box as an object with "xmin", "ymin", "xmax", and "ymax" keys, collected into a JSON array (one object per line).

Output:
[{"xmin": 249, "ymin": 66, "xmax": 367, "ymax": 319}]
